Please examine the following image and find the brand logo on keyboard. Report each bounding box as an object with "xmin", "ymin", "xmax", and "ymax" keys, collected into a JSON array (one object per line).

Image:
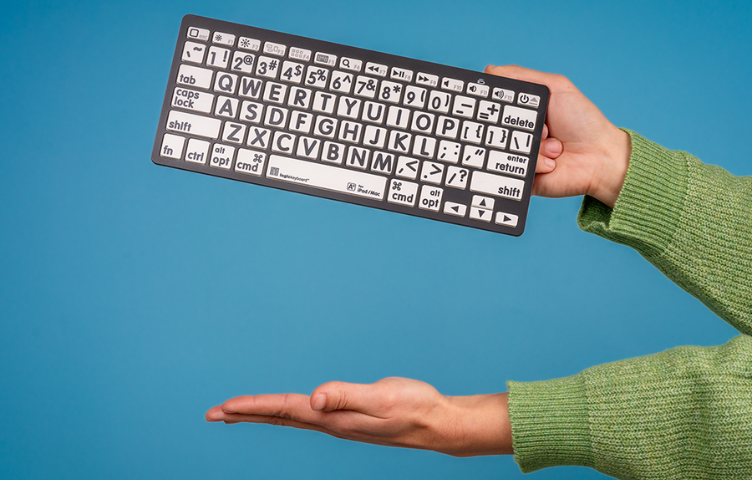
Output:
[{"xmin": 347, "ymin": 182, "xmax": 356, "ymax": 191}]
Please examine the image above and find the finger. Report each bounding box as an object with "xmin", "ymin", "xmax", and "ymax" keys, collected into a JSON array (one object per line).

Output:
[
  {"xmin": 212, "ymin": 410, "xmax": 335, "ymax": 434},
  {"xmin": 310, "ymin": 381, "xmax": 384, "ymax": 414},
  {"xmin": 220, "ymin": 393, "xmax": 322, "ymax": 424},
  {"xmin": 484, "ymin": 65, "xmax": 559, "ymax": 87},
  {"xmin": 541, "ymin": 137, "xmax": 563, "ymax": 159}
]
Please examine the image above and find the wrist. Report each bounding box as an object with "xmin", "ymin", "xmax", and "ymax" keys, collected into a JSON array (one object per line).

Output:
[
  {"xmin": 588, "ymin": 127, "xmax": 631, "ymax": 208},
  {"xmin": 441, "ymin": 392, "xmax": 513, "ymax": 457}
]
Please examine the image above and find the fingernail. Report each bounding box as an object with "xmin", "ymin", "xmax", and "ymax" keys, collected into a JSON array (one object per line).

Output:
[
  {"xmin": 312, "ymin": 393, "xmax": 326, "ymax": 411},
  {"xmin": 545, "ymin": 158, "xmax": 556, "ymax": 169}
]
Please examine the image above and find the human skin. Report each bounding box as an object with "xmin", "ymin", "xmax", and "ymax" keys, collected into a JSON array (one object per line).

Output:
[{"xmin": 206, "ymin": 65, "xmax": 632, "ymax": 456}]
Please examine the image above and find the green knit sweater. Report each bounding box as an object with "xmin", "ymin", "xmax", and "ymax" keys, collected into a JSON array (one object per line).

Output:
[{"xmin": 507, "ymin": 131, "xmax": 752, "ymax": 479}]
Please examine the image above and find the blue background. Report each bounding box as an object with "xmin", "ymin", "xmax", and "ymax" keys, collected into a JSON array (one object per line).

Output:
[{"xmin": 1, "ymin": 0, "xmax": 750, "ymax": 478}]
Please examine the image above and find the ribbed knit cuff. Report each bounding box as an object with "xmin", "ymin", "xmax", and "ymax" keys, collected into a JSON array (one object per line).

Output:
[
  {"xmin": 507, "ymin": 375, "xmax": 593, "ymax": 473},
  {"xmin": 577, "ymin": 130, "xmax": 688, "ymax": 257}
]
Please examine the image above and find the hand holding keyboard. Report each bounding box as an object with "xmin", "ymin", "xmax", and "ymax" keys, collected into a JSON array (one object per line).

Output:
[{"xmin": 152, "ymin": 15, "xmax": 549, "ymax": 235}]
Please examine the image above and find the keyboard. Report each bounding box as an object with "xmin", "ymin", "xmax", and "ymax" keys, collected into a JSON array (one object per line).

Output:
[{"xmin": 152, "ymin": 15, "xmax": 549, "ymax": 236}]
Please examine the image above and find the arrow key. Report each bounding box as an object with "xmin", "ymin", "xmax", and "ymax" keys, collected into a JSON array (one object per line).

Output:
[
  {"xmin": 470, "ymin": 206, "xmax": 492, "ymax": 222},
  {"xmin": 471, "ymin": 195, "xmax": 495, "ymax": 210},
  {"xmin": 495, "ymin": 211, "xmax": 519, "ymax": 228},
  {"xmin": 443, "ymin": 202, "xmax": 467, "ymax": 217}
]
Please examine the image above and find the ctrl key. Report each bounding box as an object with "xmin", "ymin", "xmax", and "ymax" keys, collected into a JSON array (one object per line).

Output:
[{"xmin": 185, "ymin": 138, "xmax": 210, "ymax": 165}]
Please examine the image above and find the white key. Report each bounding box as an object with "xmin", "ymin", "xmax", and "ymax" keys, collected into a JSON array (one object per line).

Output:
[
  {"xmin": 469, "ymin": 171, "xmax": 525, "ymax": 200},
  {"xmin": 418, "ymin": 185, "xmax": 443, "ymax": 211},
  {"xmin": 386, "ymin": 106, "xmax": 410, "ymax": 129},
  {"xmin": 210, "ymin": 143, "xmax": 235, "ymax": 169},
  {"xmin": 452, "ymin": 96, "xmax": 476, "ymax": 118},
  {"xmin": 412, "ymin": 136, "xmax": 436, "ymax": 159},
  {"xmin": 240, "ymin": 101, "xmax": 263, "ymax": 124},
  {"xmin": 371, "ymin": 151, "xmax": 395, "ymax": 174},
  {"xmin": 322, "ymin": 141, "xmax": 346, "ymax": 164},
  {"xmin": 421, "ymin": 161, "xmax": 444, "ymax": 184},
  {"xmin": 346, "ymin": 147, "xmax": 370, "ymax": 169},
  {"xmin": 487, "ymin": 151, "xmax": 529, "ymax": 178},
  {"xmin": 279, "ymin": 61, "xmax": 304, "ymax": 84},
  {"xmin": 313, "ymin": 116, "xmax": 338, "ymax": 139},
  {"xmin": 378, "ymin": 81, "xmax": 402, "ymax": 104},
  {"xmin": 222, "ymin": 122, "xmax": 246, "ymax": 144},
  {"xmin": 471, "ymin": 195, "xmax": 495, "ymax": 210},
  {"xmin": 395, "ymin": 156, "xmax": 420, "ymax": 180},
  {"xmin": 510, "ymin": 131, "xmax": 533, "ymax": 154},
  {"xmin": 339, "ymin": 57, "xmax": 362, "ymax": 72},
  {"xmin": 387, "ymin": 179, "xmax": 418, "ymax": 206},
  {"xmin": 289, "ymin": 111, "xmax": 313, "ymax": 133},
  {"xmin": 390, "ymin": 67, "xmax": 413, "ymax": 82},
  {"xmin": 312, "ymin": 91, "xmax": 337, "ymax": 114},
  {"xmin": 495, "ymin": 212, "xmax": 519, "ymax": 228},
  {"xmin": 212, "ymin": 32, "xmax": 235, "ymax": 46},
  {"xmin": 288, "ymin": 86, "xmax": 312, "ymax": 109},
  {"xmin": 492, "ymin": 88, "xmax": 514, "ymax": 103},
  {"xmin": 215, "ymin": 96, "xmax": 239, "ymax": 118},
  {"xmin": 428, "ymin": 90, "xmax": 451, "ymax": 113},
  {"xmin": 443, "ymin": 202, "xmax": 467, "ymax": 217},
  {"xmin": 435, "ymin": 116, "xmax": 459, "ymax": 139},
  {"xmin": 172, "ymin": 87, "xmax": 214, "ymax": 113},
  {"xmin": 214, "ymin": 72, "xmax": 238, "ymax": 94},
  {"xmin": 403, "ymin": 85, "xmax": 426, "ymax": 109},
  {"xmin": 167, "ymin": 110, "xmax": 221, "ymax": 139},
  {"xmin": 477, "ymin": 100, "xmax": 502, "ymax": 123},
  {"xmin": 185, "ymin": 138, "xmax": 210, "ymax": 164},
  {"xmin": 337, "ymin": 97, "xmax": 361, "ymax": 119},
  {"xmin": 363, "ymin": 125, "xmax": 387, "ymax": 149},
  {"xmin": 329, "ymin": 71, "xmax": 354, "ymax": 94},
  {"xmin": 239, "ymin": 77, "xmax": 263, "ymax": 98},
  {"xmin": 288, "ymin": 47, "xmax": 311, "ymax": 62},
  {"xmin": 415, "ymin": 72, "xmax": 439, "ymax": 88},
  {"xmin": 314, "ymin": 52, "xmax": 337, "ymax": 67},
  {"xmin": 160, "ymin": 134, "xmax": 185, "ymax": 159},
  {"xmin": 365, "ymin": 62, "xmax": 388, "ymax": 77},
  {"xmin": 441, "ymin": 77, "xmax": 463, "ymax": 92},
  {"xmin": 462, "ymin": 146, "xmax": 486, "ymax": 169},
  {"xmin": 387, "ymin": 130, "xmax": 411, "ymax": 154},
  {"xmin": 263, "ymin": 41, "xmax": 287, "ymax": 57},
  {"xmin": 186, "ymin": 27, "xmax": 210, "ymax": 42},
  {"xmin": 445, "ymin": 166, "xmax": 469, "ymax": 189},
  {"xmin": 460, "ymin": 121, "xmax": 484, "ymax": 145},
  {"xmin": 247, "ymin": 126, "xmax": 271, "ymax": 149},
  {"xmin": 235, "ymin": 148, "xmax": 266, "ymax": 175},
  {"xmin": 469, "ymin": 207, "xmax": 492, "ymax": 222},
  {"xmin": 182, "ymin": 42, "xmax": 206, "ymax": 64},
  {"xmin": 305, "ymin": 65, "xmax": 330, "ymax": 88},
  {"xmin": 485, "ymin": 126, "xmax": 509, "ymax": 149},
  {"xmin": 466, "ymin": 82, "xmax": 489, "ymax": 97},
  {"xmin": 177, "ymin": 64, "xmax": 213, "ymax": 90},
  {"xmin": 297, "ymin": 136, "xmax": 321, "ymax": 159},
  {"xmin": 256, "ymin": 56, "xmax": 280, "ymax": 79},
  {"xmin": 437, "ymin": 140, "xmax": 460, "ymax": 163},
  {"xmin": 411, "ymin": 112, "xmax": 435, "ymax": 135},
  {"xmin": 238, "ymin": 37, "xmax": 261, "ymax": 51},
  {"xmin": 501, "ymin": 105, "xmax": 537, "ymax": 131},
  {"xmin": 362, "ymin": 101, "xmax": 385, "ymax": 123},
  {"xmin": 339, "ymin": 120, "xmax": 363, "ymax": 143},
  {"xmin": 517, "ymin": 93, "xmax": 540, "ymax": 108},
  {"xmin": 263, "ymin": 82, "xmax": 288, "ymax": 105},
  {"xmin": 266, "ymin": 155, "xmax": 387, "ymax": 200},
  {"xmin": 354, "ymin": 76, "xmax": 379, "ymax": 98},
  {"xmin": 207, "ymin": 46, "xmax": 230, "ymax": 68},
  {"xmin": 272, "ymin": 131, "xmax": 296, "ymax": 155}
]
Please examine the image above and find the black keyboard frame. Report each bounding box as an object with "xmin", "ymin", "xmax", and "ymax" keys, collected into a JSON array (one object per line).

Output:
[{"xmin": 152, "ymin": 14, "xmax": 550, "ymax": 236}]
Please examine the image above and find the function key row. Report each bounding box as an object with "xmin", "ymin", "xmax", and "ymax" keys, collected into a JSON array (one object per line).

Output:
[{"xmin": 185, "ymin": 26, "xmax": 540, "ymax": 107}]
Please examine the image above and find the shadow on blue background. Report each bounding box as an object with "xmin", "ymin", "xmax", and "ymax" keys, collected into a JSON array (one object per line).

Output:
[{"xmin": 1, "ymin": 0, "xmax": 749, "ymax": 478}]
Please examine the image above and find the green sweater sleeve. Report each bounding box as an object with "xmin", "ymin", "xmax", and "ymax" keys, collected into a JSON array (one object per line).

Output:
[{"xmin": 508, "ymin": 131, "xmax": 752, "ymax": 479}]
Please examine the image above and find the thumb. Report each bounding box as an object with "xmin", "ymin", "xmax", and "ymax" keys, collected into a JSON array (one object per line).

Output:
[{"xmin": 310, "ymin": 381, "xmax": 378, "ymax": 412}]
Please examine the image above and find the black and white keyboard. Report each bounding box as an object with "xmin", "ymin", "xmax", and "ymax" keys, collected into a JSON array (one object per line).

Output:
[{"xmin": 152, "ymin": 15, "xmax": 549, "ymax": 235}]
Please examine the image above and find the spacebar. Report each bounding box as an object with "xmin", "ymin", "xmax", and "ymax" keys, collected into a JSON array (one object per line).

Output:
[{"xmin": 266, "ymin": 155, "xmax": 386, "ymax": 200}]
